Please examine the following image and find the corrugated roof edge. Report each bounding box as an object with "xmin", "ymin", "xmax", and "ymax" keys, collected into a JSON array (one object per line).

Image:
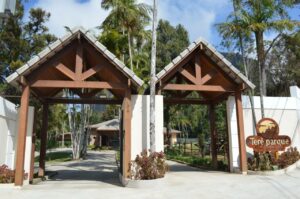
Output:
[
  {"xmin": 155, "ymin": 37, "xmax": 255, "ymax": 90},
  {"xmin": 5, "ymin": 26, "xmax": 144, "ymax": 88}
]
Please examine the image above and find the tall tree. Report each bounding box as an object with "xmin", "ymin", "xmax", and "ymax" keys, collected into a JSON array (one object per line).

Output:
[
  {"xmin": 100, "ymin": 0, "xmax": 150, "ymax": 70},
  {"xmin": 0, "ymin": 1, "xmax": 56, "ymax": 94},
  {"xmin": 156, "ymin": 20, "xmax": 189, "ymax": 71},
  {"xmin": 156, "ymin": 20, "xmax": 189, "ymax": 147},
  {"xmin": 150, "ymin": 0, "xmax": 157, "ymax": 152},
  {"xmin": 217, "ymin": 0, "xmax": 297, "ymax": 118}
]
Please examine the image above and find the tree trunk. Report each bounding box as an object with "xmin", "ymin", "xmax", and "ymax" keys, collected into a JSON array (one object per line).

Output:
[
  {"xmin": 255, "ymin": 31, "xmax": 266, "ymax": 118},
  {"xmin": 128, "ymin": 31, "xmax": 134, "ymax": 70},
  {"xmin": 232, "ymin": 0, "xmax": 257, "ymax": 127},
  {"xmin": 150, "ymin": 0, "xmax": 158, "ymax": 152}
]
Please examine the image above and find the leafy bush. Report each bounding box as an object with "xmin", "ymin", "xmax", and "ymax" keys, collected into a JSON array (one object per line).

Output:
[
  {"xmin": 130, "ymin": 150, "xmax": 169, "ymax": 180},
  {"xmin": 0, "ymin": 165, "xmax": 28, "ymax": 183},
  {"xmin": 277, "ymin": 147, "xmax": 300, "ymax": 169},
  {"xmin": 247, "ymin": 152, "xmax": 276, "ymax": 171}
]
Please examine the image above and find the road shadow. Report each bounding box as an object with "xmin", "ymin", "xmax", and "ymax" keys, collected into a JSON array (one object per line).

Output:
[{"xmin": 44, "ymin": 150, "xmax": 122, "ymax": 187}]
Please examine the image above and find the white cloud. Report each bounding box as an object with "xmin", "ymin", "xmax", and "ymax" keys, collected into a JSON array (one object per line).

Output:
[
  {"xmin": 140, "ymin": 0, "xmax": 229, "ymax": 42},
  {"xmin": 29, "ymin": 0, "xmax": 229, "ymax": 43},
  {"xmin": 33, "ymin": 0, "xmax": 109, "ymax": 37}
]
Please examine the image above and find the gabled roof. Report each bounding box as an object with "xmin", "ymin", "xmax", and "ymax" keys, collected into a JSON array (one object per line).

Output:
[
  {"xmin": 155, "ymin": 37, "xmax": 255, "ymax": 90},
  {"xmin": 88, "ymin": 118, "xmax": 119, "ymax": 131},
  {"xmin": 6, "ymin": 26, "xmax": 144, "ymax": 88}
]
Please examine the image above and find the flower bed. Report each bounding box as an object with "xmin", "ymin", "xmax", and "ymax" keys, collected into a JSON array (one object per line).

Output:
[{"xmin": 247, "ymin": 147, "xmax": 300, "ymax": 175}]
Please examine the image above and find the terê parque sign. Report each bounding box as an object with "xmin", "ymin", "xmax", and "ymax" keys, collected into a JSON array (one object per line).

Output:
[{"xmin": 246, "ymin": 118, "xmax": 291, "ymax": 152}]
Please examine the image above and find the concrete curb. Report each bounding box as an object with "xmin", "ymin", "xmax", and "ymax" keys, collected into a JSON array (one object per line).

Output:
[
  {"xmin": 119, "ymin": 173, "xmax": 166, "ymax": 188},
  {"xmin": 247, "ymin": 160, "xmax": 300, "ymax": 176}
]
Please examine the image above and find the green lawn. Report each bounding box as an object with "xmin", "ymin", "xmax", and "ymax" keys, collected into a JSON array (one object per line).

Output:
[
  {"xmin": 165, "ymin": 149, "xmax": 228, "ymax": 171},
  {"xmin": 35, "ymin": 151, "xmax": 72, "ymax": 163}
]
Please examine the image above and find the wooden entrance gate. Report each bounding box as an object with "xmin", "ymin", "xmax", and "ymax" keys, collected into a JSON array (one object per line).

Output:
[{"xmin": 6, "ymin": 27, "xmax": 143, "ymax": 186}]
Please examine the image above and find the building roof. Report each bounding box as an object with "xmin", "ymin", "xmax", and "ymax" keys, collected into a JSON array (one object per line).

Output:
[
  {"xmin": 88, "ymin": 118, "xmax": 120, "ymax": 131},
  {"xmin": 155, "ymin": 37, "xmax": 255, "ymax": 90},
  {"xmin": 6, "ymin": 26, "xmax": 144, "ymax": 88},
  {"xmin": 89, "ymin": 119, "xmax": 181, "ymax": 134}
]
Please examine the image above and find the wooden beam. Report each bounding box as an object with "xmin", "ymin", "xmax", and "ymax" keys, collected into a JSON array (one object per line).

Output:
[
  {"xmin": 55, "ymin": 63, "xmax": 76, "ymax": 80},
  {"xmin": 14, "ymin": 85, "xmax": 30, "ymax": 186},
  {"xmin": 235, "ymin": 90, "xmax": 247, "ymax": 174},
  {"xmin": 195, "ymin": 53, "xmax": 202, "ymax": 84},
  {"xmin": 81, "ymin": 64, "xmax": 102, "ymax": 80},
  {"xmin": 163, "ymin": 84, "xmax": 234, "ymax": 92},
  {"xmin": 202, "ymin": 70, "xmax": 217, "ymax": 85},
  {"xmin": 38, "ymin": 103, "xmax": 48, "ymax": 177},
  {"xmin": 209, "ymin": 104, "xmax": 218, "ymax": 169},
  {"xmin": 164, "ymin": 98, "xmax": 209, "ymax": 105},
  {"xmin": 75, "ymin": 44, "xmax": 83, "ymax": 80},
  {"xmin": 45, "ymin": 97, "xmax": 122, "ymax": 105},
  {"xmin": 31, "ymin": 80, "xmax": 126, "ymax": 90},
  {"xmin": 179, "ymin": 68, "xmax": 197, "ymax": 84}
]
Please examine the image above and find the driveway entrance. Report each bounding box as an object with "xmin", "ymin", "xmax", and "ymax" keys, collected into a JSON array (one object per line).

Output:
[{"xmin": 39, "ymin": 150, "xmax": 120, "ymax": 188}]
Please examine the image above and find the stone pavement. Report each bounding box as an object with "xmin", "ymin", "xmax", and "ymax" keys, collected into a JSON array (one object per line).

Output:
[{"xmin": 1, "ymin": 150, "xmax": 300, "ymax": 199}]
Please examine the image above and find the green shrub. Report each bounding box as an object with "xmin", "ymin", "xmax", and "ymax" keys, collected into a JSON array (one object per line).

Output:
[
  {"xmin": 130, "ymin": 150, "xmax": 169, "ymax": 180},
  {"xmin": 277, "ymin": 147, "xmax": 300, "ymax": 169}
]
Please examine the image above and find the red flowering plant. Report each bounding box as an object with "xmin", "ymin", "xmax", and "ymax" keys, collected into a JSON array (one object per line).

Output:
[
  {"xmin": 0, "ymin": 164, "xmax": 28, "ymax": 183},
  {"xmin": 130, "ymin": 150, "xmax": 169, "ymax": 180}
]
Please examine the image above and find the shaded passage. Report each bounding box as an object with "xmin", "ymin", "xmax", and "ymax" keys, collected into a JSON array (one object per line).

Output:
[{"xmin": 40, "ymin": 150, "xmax": 121, "ymax": 187}]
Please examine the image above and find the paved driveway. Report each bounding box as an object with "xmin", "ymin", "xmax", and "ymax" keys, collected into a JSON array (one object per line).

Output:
[{"xmin": 1, "ymin": 150, "xmax": 300, "ymax": 199}]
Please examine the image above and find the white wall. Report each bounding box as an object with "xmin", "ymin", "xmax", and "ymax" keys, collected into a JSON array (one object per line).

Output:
[
  {"xmin": 131, "ymin": 95, "xmax": 164, "ymax": 159},
  {"xmin": 0, "ymin": 96, "xmax": 34, "ymax": 184},
  {"xmin": 227, "ymin": 86, "xmax": 300, "ymax": 172}
]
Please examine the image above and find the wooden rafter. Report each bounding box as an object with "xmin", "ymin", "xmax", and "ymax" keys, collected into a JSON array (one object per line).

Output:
[
  {"xmin": 195, "ymin": 53, "xmax": 201, "ymax": 84},
  {"xmin": 179, "ymin": 68, "xmax": 197, "ymax": 84},
  {"xmin": 202, "ymin": 70, "xmax": 217, "ymax": 85},
  {"xmin": 75, "ymin": 43, "xmax": 83, "ymax": 80},
  {"xmin": 163, "ymin": 84, "xmax": 234, "ymax": 92},
  {"xmin": 55, "ymin": 63, "xmax": 76, "ymax": 80},
  {"xmin": 81, "ymin": 64, "xmax": 102, "ymax": 81},
  {"xmin": 31, "ymin": 80, "xmax": 126, "ymax": 90}
]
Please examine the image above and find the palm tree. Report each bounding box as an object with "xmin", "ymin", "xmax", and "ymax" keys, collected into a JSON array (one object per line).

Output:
[
  {"xmin": 150, "ymin": 0, "xmax": 157, "ymax": 152},
  {"xmin": 217, "ymin": 0, "xmax": 297, "ymax": 118},
  {"xmin": 101, "ymin": 0, "xmax": 151, "ymax": 70}
]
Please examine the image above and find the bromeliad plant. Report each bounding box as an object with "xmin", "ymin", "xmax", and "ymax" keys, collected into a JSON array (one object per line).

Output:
[
  {"xmin": 130, "ymin": 150, "xmax": 169, "ymax": 180},
  {"xmin": 277, "ymin": 147, "xmax": 300, "ymax": 169},
  {"xmin": 0, "ymin": 165, "xmax": 28, "ymax": 183}
]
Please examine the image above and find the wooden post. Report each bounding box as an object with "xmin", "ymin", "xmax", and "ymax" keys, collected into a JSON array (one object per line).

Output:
[
  {"xmin": 38, "ymin": 103, "xmax": 49, "ymax": 177},
  {"xmin": 235, "ymin": 90, "xmax": 247, "ymax": 174},
  {"xmin": 29, "ymin": 108, "xmax": 37, "ymax": 182},
  {"xmin": 15, "ymin": 85, "xmax": 30, "ymax": 186},
  {"xmin": 209, "ymin": 104, "xmax": 218, "ymax": 169},
  {"xmin": 123, "ymin": 88, "xmax": 131, "ymax": 178}
]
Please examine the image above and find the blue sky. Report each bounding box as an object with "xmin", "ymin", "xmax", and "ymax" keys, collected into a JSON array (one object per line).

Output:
[{"xmin": 23, "ymin": 0, "xmax": 300, "ymax": 49}]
